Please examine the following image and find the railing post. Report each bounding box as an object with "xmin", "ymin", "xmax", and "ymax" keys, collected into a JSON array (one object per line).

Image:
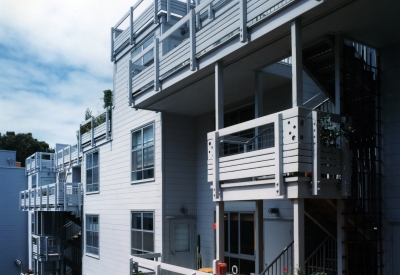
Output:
[
  {"xmin": 40, "ymin": 186, "xmax": 43, "ymax": 211},
  {"xmin": 47, "ymin": 185, "xmax": 49, "ymax": 211},
  {"xmin": 154, "ymin": 0, "xmax": 159, "ymax": 24},
  {"xmin": 239, "ymin": 0, "xmax": 247, "ymax": 42},
  {"xmin": 106, "ymin": 107, "xmax": 110, "ymax": 140},
  {"xmin": 69, "ymin": 145, "xmax": 72, "ymax": 168},
  {"xmin": 167, "ymin": 0, "xmax": 171, "ymax": 22},
  {"xmin": 291, "ymin": 18, "xmax": 303, "ymax": 107},
  {"xmin": 312, "ymin": 111, "xmax": 321, "ymax": 195},
  {"xmin": 154, "ymin": 38, "xmax": 160, "ymax": 91},
  {"xmin": 130, "ymin": 7, "xmax": 134, "ymax": 45},
  {"xmin": 39, "ymin": 152, "xmax": 42, "ymax": 171},
  {"xmin": 55, "ymin": 183, "xmax": 58, "ymax": 211},
  {"xmin": 187, "ymin": 0, "xmax": 191, "ymax": 13},
  {"xmin": 275, "ymin": 113, "xmax": 283, "ymax": 195},
  {"xmin": 111, "ymin": 27, "xmax": 115, "ymax": 62},
  {"xmin": 91, "ymin": 116, "xmax": 95, "ymax": 147},
  {"xmin": 128, "ymin": 60, "xmax": 133, "ymax": 105},
  {"xmin": 208, "ymin": 3, "xmax": 214, "ymax": 19},
  {"xmin": 78, "ymin": 127, "xmax": 82, "ymax": 153},
  {"xmin": 62, "ymin": 147, "xmax": 65, "ymax": 172},
  {"xmin": 190, "ymin": 9, "xmax": 197, "ymax": 71}
]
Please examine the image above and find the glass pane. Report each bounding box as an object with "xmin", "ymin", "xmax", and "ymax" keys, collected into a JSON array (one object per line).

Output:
[
  {"xmin": 230, "ymin": 213, "xmax": 238, "ymax": 254},
  {"xmin": 143, "ymin": 169, "xmax": 154, "ymax": 179},
  {"xmin": 86, "ymin": 169, "xmax": 93, "ymax": 184},
  {"xmin": 87, "ymin": 154, "xmax": 93, "ymax": 168},
  {"xmin": 132, "ymin": 171, "xmax": 143, "ymax": 181},
  {"xmin": 143, "ymin": 146, "xmax": 154, "ymax": 168},
  {"xmin": 143, "ymin": 213, "xmax": 153, "ymax": 230},
  {"xmin": 132, "ymin": 150, "xmax": 143, "ymax": 170},
  {"xmin": 92, "ymin": 183, "xmax": 99, "ymax": 192},
  {"xmin": 132, "ymin": 213, "xmax": 142, "ymax": 229},
  {"xmin": 132, "ymin": 230, "xmax": 142, "ymax": 250},
  {"xmin": 87, "ymin": 184, "xmax": 93, "ymax": 193},
  {"xmin": 143, "ymin": 125, "xmax": 154, "ymax": 147},
  {"xmin": 93, "ymin": 152, "xmax": 99, "ymax": 167},
  {"xmin": 240, "ymin": 259, "xmax": 255, "ymax": 275},
  {"xmin": 93, "ymin": 231, "xmax": 99, "ymax": 248},
  {"xmin": 86, "ymin": 231, "xmax": 93, "ymax": 246},
  {"xmin": 93, "ymin": 167, "xmax": 99, "ymax": 184},
  {"xmin": 143, "ymin": 231, "xmax": 154, "ymax": 252},
  {"xmin": 174, "ymin": 224, "xmax": 190, "ymax": 252},
  {"xmin": 132, "ymin": 47, "xmax": 143, "ymax": 60},
  {"xmin": 240, "ymin": 214, "xmax": 254, "ymax": 255},
  {"xmin": 132, "ymin": 130, "xmax": 142, "ymax": 150}
]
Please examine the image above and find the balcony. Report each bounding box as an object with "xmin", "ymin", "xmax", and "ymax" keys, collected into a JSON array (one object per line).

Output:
[
  {"xmin": 25, "ymin": 152, "xmax": 55, "ymax": 176},
  {"xmin": 79, "ymin": 107, "xmax": 111, "ymax": 149},
  {"xmin": 207, "ymin": 107, "xmax": 351, "ymax": 201},
  {"xmin": 20, "ymin": 182, "xmax": 83, "ymax": 216},
  {"xmin": 32, "ymin": 235, "xmax": 61, "ymax": 262},
  {"xmin": 55, "ymin": 144, "xmax": 80, "ymax": 171}
]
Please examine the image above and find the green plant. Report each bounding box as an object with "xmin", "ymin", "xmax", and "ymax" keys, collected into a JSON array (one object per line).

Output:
[
  {"xmin": 102, "ymin": 89, "xmax": 113, "ymax": 108},
  {"xmin": 318, "ymin": 114, "xmax": 353, "ymax": 148}
]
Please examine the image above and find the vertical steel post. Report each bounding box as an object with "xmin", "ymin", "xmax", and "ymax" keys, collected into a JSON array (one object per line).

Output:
[{"xmin": 291, "ymin": 18, "xmax": 303, "ymax": 107}]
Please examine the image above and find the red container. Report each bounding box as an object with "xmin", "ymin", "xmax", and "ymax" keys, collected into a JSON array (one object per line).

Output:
[{"xmin": 217, "ymin": 263, "xmax": 227, "ymax": 275}]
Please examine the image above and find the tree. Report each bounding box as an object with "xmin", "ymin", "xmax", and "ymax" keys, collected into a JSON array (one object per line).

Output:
[
  {"xmin": 0, "ymin": 132, "xmax": 54, "ymax": 167},
  {"xmin": 102, "ymin": 89, "xmax": 113, "ymax": 109}
]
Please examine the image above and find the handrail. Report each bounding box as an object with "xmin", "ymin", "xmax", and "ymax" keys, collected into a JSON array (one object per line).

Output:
[{"xmin": 260, "ymin": 241, "xmax": 294, "ymax": 275}]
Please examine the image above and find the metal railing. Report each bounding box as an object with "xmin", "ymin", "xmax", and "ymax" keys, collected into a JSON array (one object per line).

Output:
[
  {"xmin": 25, "ymin": 152, "xmax": 55, "ymax": 175},
  {"xmin": 79, "ymin": 106, "xmax": 111, "ymax": 147},
  {"xmin": 304, "ymin": 236, "xmax": 337, "ymax": 275},
  {"xmin": 261, "ymin": 241, "xmax": 294, "ymax": 275}
]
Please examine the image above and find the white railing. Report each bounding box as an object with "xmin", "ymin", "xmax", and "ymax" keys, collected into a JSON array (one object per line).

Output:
[
  {"xmin": 261, "ymin": 241, "xmax": 294, "ymax": 275},
  {"xmin": 55, "ymin": 144, "xmax": 80, "ymax": 171},
  {"xmin": 79, "ymin": 107, "xmax": 111, "ymax": 148},
  {"xmin": 25, "ymin": 152, "xmax": 55, "ymax": 175},
  {"xmin": 207, "ymin": 107, "xmax": 350, "ymax": 200},
  {"xmin": 20, "ymin": 182, "xmax": 83, "ymax": 216},
  {"xmin": 32, "ymin": 235, "xmax": 61, "ymax": 261},
  {"xmin": 305, "ymin": 236, "xmax": 337, "ymax": 275},
  {"xmin": 130, "ymin": 255, "xmax": 210, "ymax": 275}
]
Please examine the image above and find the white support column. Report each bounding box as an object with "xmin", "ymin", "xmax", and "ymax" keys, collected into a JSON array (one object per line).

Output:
[
  {"xmin": 215, "ymin": 61, "xmax": 224, "ymax": 130},
  {"xmin": 291, "ymin": 18, "xmax": 303, "ymax": 108},
  {"xmin": 337, "ymin": 199, "xmax": 345, "ymax": 275},
  {"xmin": 91, "ymin": 116, "xmax": 94, "ymax": 147},
  {"xmin": 239, "ymin": 0, "xmax": 247, "ymax": 42},
  {"xmin": 312, "ymin": 111, "xmax": 321, "ymax": 195},
  {"xmin": 167, "ymin": 0, "xmax": 171, "ymax": 22},
  {"xmin": 255, "ymin": 200, "xmax": 264, "ymax": 274},
  {"xmin": 130, "ymin": 7, "xmax": 134, "ymax": 45},
  {"xmin": 293, "ymin": 198, "xmax": 305, "ymax": 270},
  {"xmin": 111, "ymin": 27, "xmax": 115, "ymax": 61},
  {"xmin": 213, "ymin": 201, "xmax": 225, "ymax": 273},
  {"xmin": 189, "ymin": 9, "xmax": 197, "ymax": 71},
  {"xmin": 154, "ymin": 0, "xmax": 159, "ymax": 24},
  {"xmin": 106, "ymin": 107, "xmax": 110, "ymax": 140},
  {"xmin": 274, "ymin": 113, "xmax": 283, "ymax": 195},
  {"xmin": 335, "ymin": 33, "xmax": 344, "ymax": 115},
  {"xmin": 128, "ymin": 60, "xmax": 133, "ymax": 105},
  {"xmin": 154, "ymin": 38, "xmax": 160, "ymax": 90}
]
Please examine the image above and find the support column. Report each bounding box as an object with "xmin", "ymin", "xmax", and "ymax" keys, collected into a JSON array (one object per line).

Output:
[
  {"xmin": 337, "ymin": 199, "xmax": 345, "ymax": 275},
  {"xmin": 215, "ymin": 61, "xmax": 224, "ymax": 130},
  {"xmin": 255, "ymin": 201, "xmax": 264, "ymax": 274},
  {"xmin": 293, "ymin": 199, "xmax": 305, "ymax": 270},
  {"xmin": 335, "ymin": 33, "xmax": 344, "ymax": 114},
  {"xmin": 214, "ymin": 201, "xmax": 225, "ymax": 272},
  {"xmin": 291, "ymin": 18, "xmax": 303, "ymax": 108},
  {"xmin": 255, "ymin": 71, "xmax": 263, "ymax": 150}
]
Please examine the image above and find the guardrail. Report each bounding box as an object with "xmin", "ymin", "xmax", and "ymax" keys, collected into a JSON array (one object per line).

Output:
[
  {"xmin": 207, "ymin": 107, "xmax": 350, "ymax": 200},
  {"xmin": 20, "ymin": 182, "xmax": 83, "ymax": 217},
  {"xmin": 79, "ymin": 107, "xmax": 111, "ymax": 148},
  {"xmin": 25, "ymin": 152, "xmax": 55, "ymax": 175}
]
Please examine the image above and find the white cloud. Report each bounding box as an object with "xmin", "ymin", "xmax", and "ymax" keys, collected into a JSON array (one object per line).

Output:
[{"xmin": 0, "ymin": 0, "xmax": 137, "ymax": 148}]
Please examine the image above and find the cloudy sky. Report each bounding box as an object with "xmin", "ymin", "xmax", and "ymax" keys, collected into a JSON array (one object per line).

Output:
[{"xmin": 0, "ymin": 0, "xmax": 135, "ymax": 147}]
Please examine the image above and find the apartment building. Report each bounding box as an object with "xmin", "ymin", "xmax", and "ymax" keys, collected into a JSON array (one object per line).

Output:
[{"xmin": 19, "ymin": 0, "xmax": 400, "ymax": 274}]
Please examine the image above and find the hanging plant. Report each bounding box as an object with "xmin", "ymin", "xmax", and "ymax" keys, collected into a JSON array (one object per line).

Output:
[{"xmin": 318, "ymin": 114, "xmax": 354, "ymax": 148}]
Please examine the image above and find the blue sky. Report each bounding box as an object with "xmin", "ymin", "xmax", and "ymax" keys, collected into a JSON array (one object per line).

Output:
[{"xmin": 0, "ymin": 0, "xmax": 134, "ymax": 147}]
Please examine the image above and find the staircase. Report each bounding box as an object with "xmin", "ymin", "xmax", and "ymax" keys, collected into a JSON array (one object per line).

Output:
[
  {"xmin": 304, "ymin": 236, "xmax": 337, "ymax": 275},
  {"xmin": 302, "ymin": 35, "xmax": 382, "ymax": 275}
]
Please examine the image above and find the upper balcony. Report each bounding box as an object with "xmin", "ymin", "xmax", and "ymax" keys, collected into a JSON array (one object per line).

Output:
[
  {"xmin": 207, "ymin": 107, "xmax": 351, "ymax": 201},
  {"xmin": 20, "ymin": 182, "xmax": 83, "ymax": 217},
  {"xmin": 78, "ymin": 107, "xmax": 111, "ymax": 150},
  {"xmin": 26, "ymin": 152, "xmax": 56, "ymax": 176}
]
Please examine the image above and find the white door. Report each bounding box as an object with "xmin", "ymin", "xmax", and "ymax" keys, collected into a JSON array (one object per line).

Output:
[{"xmin": 169, "ymin": 219, "xmax": 196, "ymax": 269}]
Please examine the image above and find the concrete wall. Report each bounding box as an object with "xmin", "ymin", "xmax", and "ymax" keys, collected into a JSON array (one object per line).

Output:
[
  {"xmin": 381, "ymin": 41, "xmax": 400, "ymax": 275},
  {"xmin": 0, "ymin": 150, "xmax": 28, "ymax": 274}
]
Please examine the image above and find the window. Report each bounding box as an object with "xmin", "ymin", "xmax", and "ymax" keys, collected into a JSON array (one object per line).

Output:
[
  {"xmin": 86, "ymin": 151, "xmax": 99, "ymax": 192},
  {"xmin": 131, "ymin": 212, "xmax": 154, "ymax": 254},
  {"xmin": 131, "ymin": 36, "xmax": 154, "ymax": 68},
  {"xmin": 131, "ymin": 124, "xmax": 154, "ymax": 181},
  {"xmin": 86, "ymin": 215, "xmax": 99, "ymax": 255}
]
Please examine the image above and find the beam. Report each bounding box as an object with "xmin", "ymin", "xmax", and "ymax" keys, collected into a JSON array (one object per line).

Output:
[
  {"xmin": 215, "ymin": 61, "xmax": 224, "ymax": 130},
  {"xmin": 255, "ymin": 201, "xmax": 264, "ymax": 274},
  {"xmin": 293, "ymin": 198, "xmax": 305, "ymax": 270}
]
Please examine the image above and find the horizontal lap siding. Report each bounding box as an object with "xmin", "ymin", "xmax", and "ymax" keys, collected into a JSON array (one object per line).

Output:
[
  {"xmin": 159, "ymin": 39, "xmax": 190, "ymax": 74},
  {"xmin": 83, "ymin": 47, "xmax": 162, "ymax": 275}
]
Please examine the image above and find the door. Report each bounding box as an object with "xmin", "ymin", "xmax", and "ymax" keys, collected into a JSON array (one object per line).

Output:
[{"xmin": 169, "ymin": 219, "xmax": 196, "ymax": 269}]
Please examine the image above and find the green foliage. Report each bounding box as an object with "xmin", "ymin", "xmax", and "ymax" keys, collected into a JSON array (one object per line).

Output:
[
  {"xmin": 85, "ymin": 108, "xmax": 92, "ymax": 120},
  {"xmin": 102, "ymin": 89, "xmax": 113, "ymax": 109},
  {"xmin": 318, "ymin": 114, "xmax": 354, "ymax": 148},
  {"xmin": 0, "ymin": 132, "xmax": 54, "ymax": 166}
]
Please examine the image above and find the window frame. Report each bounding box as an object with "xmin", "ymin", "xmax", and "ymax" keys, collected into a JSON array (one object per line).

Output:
[
  {"xmin": 131, "ymin": 122, "xmax": 155, "ymax": 183},
  {"xmin": 86, "ymin": 150, "xmax": 100, "ymax": 194},
  {"xmin": 131, "ymin": 211, "xmax": 154, "ymax": 255},
  {"xmin": 85, "ymin": 214, "xmax": 99, "ymax": 258}
]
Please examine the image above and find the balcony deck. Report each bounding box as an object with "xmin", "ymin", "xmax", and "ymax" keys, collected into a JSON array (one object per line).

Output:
[
  {"xmin": 208, "ymin": 107, "xmax": 351, "ymax": 201},
  {"xmin": 20, "ymin": 182, "xmax": 83, "ymax": 216}
]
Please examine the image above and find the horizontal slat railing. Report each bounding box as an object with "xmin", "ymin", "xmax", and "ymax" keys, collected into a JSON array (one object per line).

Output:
[{"xmin": 207, "ymin": 107, "xmax": 346, "ymax": 199}]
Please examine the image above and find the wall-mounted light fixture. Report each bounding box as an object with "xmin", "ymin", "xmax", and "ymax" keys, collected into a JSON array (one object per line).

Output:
[
  {"xmin": 14, "ymin": 259, "xmax": 22, "ymax": 266},
  {"xmin": 268, "ymin": 208, "xmax": 279, "ymax": 214},
  {"xmin": 180, "ymin": 208, "xmax": 188, "ymax": 214}
]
